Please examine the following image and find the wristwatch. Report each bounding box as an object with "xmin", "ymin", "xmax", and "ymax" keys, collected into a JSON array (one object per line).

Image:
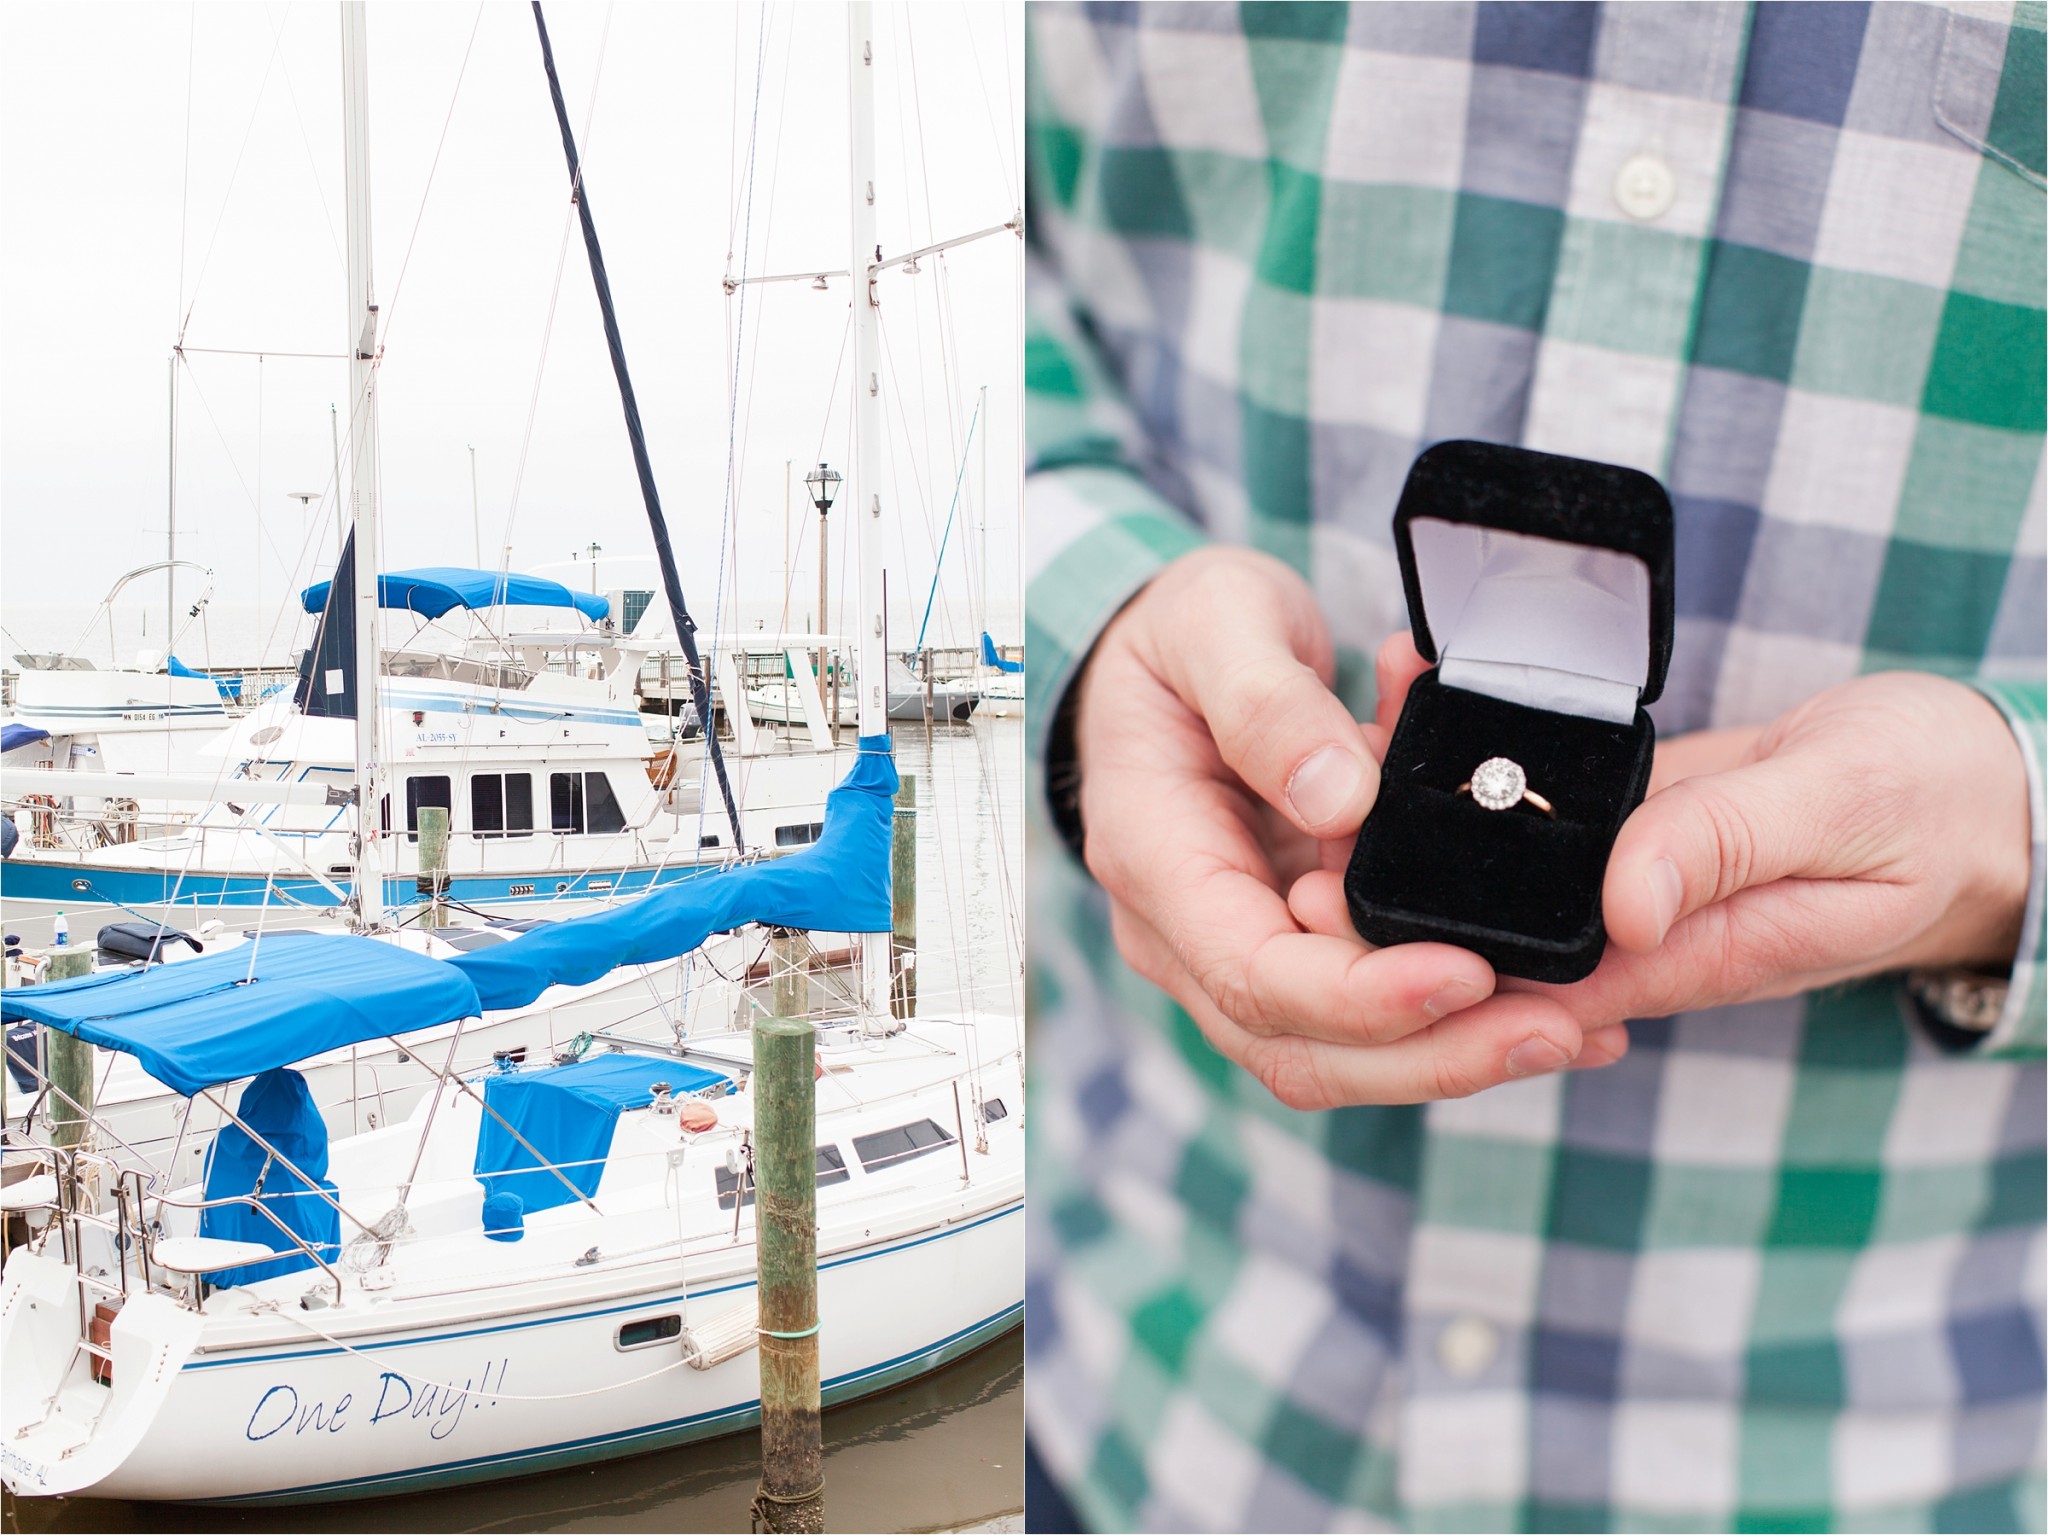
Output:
[{"xmin": 1905, "ymin": 969, "xmax": 2010, "ymax": 1032}]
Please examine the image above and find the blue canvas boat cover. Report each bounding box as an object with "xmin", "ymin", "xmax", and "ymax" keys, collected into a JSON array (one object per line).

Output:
[
  {"xmin": 475, "ymin": 1053, "xmax": 731, "ymax": 1215},
  {"xmin": 448, "ymin": 736, "xmax": 899, "ymax": 1012},
  {"xmin": 0, "ymin": 934, "xmax": 481, "ymax": 1097},
  {"xmin": 199, "ymin": 1067, "xmax": 341, "ymax": 1289},
  {"xmin": 300, "ymin": 566, "xmax": 611, "ymax": 623},
  {"xmin": 166, "ymin": 655, "xmax": 240, "ymax": 699},
  {"xmin": 981, "ymin": 632, "xmax": 1023, "ymax": 674},
  {"xmin": 1, "ymin": 723, "xmax": 51, "ymax": 754}
]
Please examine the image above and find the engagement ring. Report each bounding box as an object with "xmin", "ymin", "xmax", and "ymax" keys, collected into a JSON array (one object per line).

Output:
[{"xmin": 1458, "ymin": 756, "xmax": 1553, "ymax": 815}]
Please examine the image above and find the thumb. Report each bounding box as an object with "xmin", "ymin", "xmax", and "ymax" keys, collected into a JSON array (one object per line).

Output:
[
  {"xmin": 1603, "ymin": 750, "xmax": 1836, "ymax": 953},
  {"xmin": 1157, "ymin": 565, "xmax": 1379, "ymax": 838}
]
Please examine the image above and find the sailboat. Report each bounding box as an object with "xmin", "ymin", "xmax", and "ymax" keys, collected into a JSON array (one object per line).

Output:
[
  {"xmin": 2, "ymin": 563, "xmax": 244, "ymax": 855},
  {"xmin": 0, "ymin": 737, "xmax": 1022, "ymax": 1504},
  {"xmin": 0, "ymin": 16, "xmax": 851, "ymax": 954},
  {"xmin": 0, "ymin": 566, "xmax": 843, "ymax": 947},
  {"xmin": 0, "ymin": 1, "xmax": 1022, "ymax": 1504}
]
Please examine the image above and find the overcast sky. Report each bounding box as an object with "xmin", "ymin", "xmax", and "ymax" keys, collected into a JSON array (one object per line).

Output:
[{"xmin": 0, "ymin": 2, "xmax": 1022, "ymax": 665}]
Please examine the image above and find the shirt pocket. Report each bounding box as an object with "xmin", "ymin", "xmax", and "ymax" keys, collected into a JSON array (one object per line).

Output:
[{"xmin": 1933, "ymin": 5, "xmax": 2046, "ymax": 189}]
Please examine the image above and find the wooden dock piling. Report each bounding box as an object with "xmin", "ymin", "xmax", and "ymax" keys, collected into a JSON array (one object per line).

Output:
[
  {"xmin": 751, "ymin": 994, "xmax": 823, "ymax": 1532},
  {"xmin": 416, "ymin": 805, "xmax": 450, "ymax": 927},
  {"xmin": 46, "ymin": 1010, "xmax": 93, "ymax": 1154}
]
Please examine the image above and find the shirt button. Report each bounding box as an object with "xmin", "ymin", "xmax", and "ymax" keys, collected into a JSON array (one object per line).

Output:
[
  {"xmin": 1436, "ymin": 1316, "xmax": 1500, "ymax": 1378},
  {"xmin": 1613, "ymin": 152, "xmax": 1676, "ymax": 221}
]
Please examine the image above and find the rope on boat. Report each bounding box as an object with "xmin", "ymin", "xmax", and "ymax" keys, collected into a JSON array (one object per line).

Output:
[{"xmin": 341, "ymin": 1206, "xmax": 410, "ymax": 1274}]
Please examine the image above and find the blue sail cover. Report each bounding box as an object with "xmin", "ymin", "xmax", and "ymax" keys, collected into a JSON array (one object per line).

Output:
[
  {"xmin": 475, "ymin": 1053, "xmax": 730, "ymax": 1216},
  {"xmin": 166, "ymin": 655, "xmax": 240, "ymax": 699},
  {"xmin": 448, "ymin": 737, "xmax": 899, "ymax": 1012},
  {"xmin": 300, "ymin": 566, "xmax": 611, "ymax": 623},
  {"xmin": 981, "ymin": 633, "xmax": 1023, "ymax": 674},
  {"xmin": 0, "ymin": 934, "xmax": 481, "ymax": 1097}
]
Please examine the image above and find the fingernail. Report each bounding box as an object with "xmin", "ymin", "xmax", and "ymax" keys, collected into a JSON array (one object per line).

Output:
[
  {"xmin": 1424, "ymin": 978, "xmax": 1482, "ymax": 1019},
  {"xmin": 1647, "ymin": 858, "xmax": 1684, "ymax": 943},
  {"xmin": 1287, "ymin": 746, "xmax": 1365, "ymax": 830},
  {"xmin": 1505, "ymin": 1034, "xmax": 1572, "ymax": 1078}
]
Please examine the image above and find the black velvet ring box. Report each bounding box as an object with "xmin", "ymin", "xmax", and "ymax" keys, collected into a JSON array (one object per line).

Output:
[{"xmin": 1342, "ymin": 440, "xmax": 1675, "ymax": 984}]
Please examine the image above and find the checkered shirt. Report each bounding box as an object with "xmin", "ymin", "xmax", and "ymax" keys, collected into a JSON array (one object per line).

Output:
[{"xmin": 1021, "ymin": 4, "xmax": 2047, "ymax": 1530}]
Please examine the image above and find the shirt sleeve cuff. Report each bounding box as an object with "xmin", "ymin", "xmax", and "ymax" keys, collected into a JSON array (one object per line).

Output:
[
  {"xmin": 1025, "ymin": 466, "xmax": 1208, "ymax": 854},
  {"xmin": 1956, "ymin": 675, "xmax": 2046, "ymax": 1059}
]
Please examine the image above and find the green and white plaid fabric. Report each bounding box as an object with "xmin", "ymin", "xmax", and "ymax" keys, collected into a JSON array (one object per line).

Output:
[{"xmin": 1022, "ymin": 3, "xmax": 2046, "ymax": 1530}]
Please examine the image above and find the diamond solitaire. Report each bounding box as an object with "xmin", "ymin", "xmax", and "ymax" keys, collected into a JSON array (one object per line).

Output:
[{"xmin": 1460, "ymin": 757, "xmax": 1553, "ymax": 815}]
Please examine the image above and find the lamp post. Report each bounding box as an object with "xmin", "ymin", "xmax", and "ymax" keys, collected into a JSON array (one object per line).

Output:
[
  {"xmin": 585, "ymin": 540, "xmax": 602, "ymax": 595},
  {"xmin": 803, "ymin": 464, "xmax": 841, "ymax": 728}
]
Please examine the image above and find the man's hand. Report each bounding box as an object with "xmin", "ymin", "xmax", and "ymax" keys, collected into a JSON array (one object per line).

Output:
[
  {"xmin": 1291, "ymin": 639, "xmax": 2033, "ymax": 1033},
  {"xmin": 1074, "ymin": 549, "xmax": 1612, "ymax": 1110}
]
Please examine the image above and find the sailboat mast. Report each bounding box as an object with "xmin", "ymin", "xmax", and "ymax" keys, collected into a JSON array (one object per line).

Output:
[
  {"xmin": 341, "ymin": 0, "xmax": 385, "ymax": 932},
  {"xmin": 166, "ymin": 352, "xmax": 178, "ymax": 652},
  {"xmin": 848, "ymin": 1, "xmax": 890, "ymax": 1023},
  {"xmin": 977, "ymin": 381, "xmax": 988, "ymax": 649}
]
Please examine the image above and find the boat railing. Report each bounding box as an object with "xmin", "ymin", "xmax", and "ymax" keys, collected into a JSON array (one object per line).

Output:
[
  {"xmin": 143, "ymin": 1184, "xmax": 347, "ymax": 1309},
  {"xmin": 12, "ymin": 1141, "xmax": 347, "ymax": 1313},
  {"xmin": 0, "ymin": 1044, "xmax": 188, "ymax": 1194},
  {"xmin": 5, "ymin": 1145, "xmax": 167, "ymax": 1321}
]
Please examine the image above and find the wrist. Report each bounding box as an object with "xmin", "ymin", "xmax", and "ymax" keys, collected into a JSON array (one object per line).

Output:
[
  {"xmin": 1053, "ymin": 586, "xmax": 1153, "ymax": 862},
  {"xmin": 1938, "ymin": 682, "xmax": 2033, "ymax": 969}
]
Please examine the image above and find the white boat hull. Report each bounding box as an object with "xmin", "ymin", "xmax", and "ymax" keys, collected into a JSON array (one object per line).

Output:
[
  {"xmin": 0, "ymin": 1016, "xmax": 1025, "ymax": 1506},
  {"xmin": 0, "ymin": 1199, "xmax": 1020, "ymax": 1504}
]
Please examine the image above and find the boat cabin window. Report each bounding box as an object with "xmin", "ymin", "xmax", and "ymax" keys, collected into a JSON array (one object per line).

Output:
[
  {"xmin": 615, "ymin": 1314, "xmax": 682, "ymax": 1351},
  {"xmin": 715, "ymin": 1145, "xmax": 851, "ymax": 1209},
  {"xmin": 774, "ymin": 821, "xmax": 826, "ymax": 848},
  {"xmin": 472, "ymin": 772, "xmax": 535, "ymax": 838},
  {"xmin": 852, "ymin": 1119, "xmax": 956, "ymax": 1175},
  {"xmin": 550, "ymin": 771, "xmax": 627, "ymax": 835},
  {"xmin": 404, "ymin": 776, "xmax": 452, "ymax": 841}
]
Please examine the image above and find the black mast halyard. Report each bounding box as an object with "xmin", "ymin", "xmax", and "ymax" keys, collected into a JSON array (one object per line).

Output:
[{"xmin": 531, "ymin": 1, "xmax": 745, "ymax": 855}]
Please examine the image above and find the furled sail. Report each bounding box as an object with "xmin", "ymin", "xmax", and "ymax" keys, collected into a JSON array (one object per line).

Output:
[
  {"xmin": 293, "ymin": 528, "xmax": 359, "ymax": 719},
  {"xmin": 448, "ymin": 736, "xmax": 897, "ymax": 1011},
  {"xmin": 981, "ymin": 633, "xmax": 1023, "ymax": 674}
]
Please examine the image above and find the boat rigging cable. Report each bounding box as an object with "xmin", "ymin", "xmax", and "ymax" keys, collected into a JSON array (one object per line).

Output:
[
  {"xmin": 706, "ymin": 2, "xmax": 770, "ymax": 826},
  {"xmin": 912, "ymin": 399, "xmax": 981, "ymax": 654},
  {"xmin": 530, "ymin": 1, "xmax": 745, "ymax": 856}
]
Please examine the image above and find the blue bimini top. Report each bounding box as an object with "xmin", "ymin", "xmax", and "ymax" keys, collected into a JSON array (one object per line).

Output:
[
  {"xmin": 300, "ymin": 566, "xmax": 611, "ymax": 624},
  {"xmin": 0, "ymin": 934, "xmax": 481, "ymax": 1098},
  {"xmin": 474, "ymin": 1053, "xmax": 731, "ymax": 1215}
]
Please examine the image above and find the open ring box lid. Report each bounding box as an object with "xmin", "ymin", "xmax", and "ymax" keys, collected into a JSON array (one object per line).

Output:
[{"xmin": 1343, "ymin": 440, "xmax": 1674, "ymax": 983}]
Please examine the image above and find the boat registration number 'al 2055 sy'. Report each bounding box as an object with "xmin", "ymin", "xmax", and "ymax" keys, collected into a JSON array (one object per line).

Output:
[{"xmin": 244, "ymin": 1357, "xmax": 511, "ymax": 1446}]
